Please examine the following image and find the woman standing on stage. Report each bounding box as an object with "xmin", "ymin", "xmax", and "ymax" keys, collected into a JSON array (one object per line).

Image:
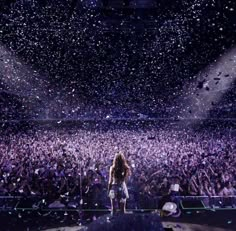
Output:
[{"xmin": 108, "ymin": 152, "xmax": 130, "ymax": 215}]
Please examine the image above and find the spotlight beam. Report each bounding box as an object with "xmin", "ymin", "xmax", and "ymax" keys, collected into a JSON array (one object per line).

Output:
[
  {"xmin": 177, "ymin": 47, "xmax": 236, "ymax": 122},
  {"xmin": 0, "ymin": 44, "xmax": 50, "ymax": 100}
]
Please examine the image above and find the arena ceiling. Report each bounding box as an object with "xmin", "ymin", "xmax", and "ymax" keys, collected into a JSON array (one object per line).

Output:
[{"xmin": 0, "ymin": 0, "xmax": 235, "ymax": 120}]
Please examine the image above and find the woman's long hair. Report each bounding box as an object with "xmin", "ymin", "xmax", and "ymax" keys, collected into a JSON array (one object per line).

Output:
[{"xmin": 111, "ymin": 152, "xmax": 130, "ymax": 182}]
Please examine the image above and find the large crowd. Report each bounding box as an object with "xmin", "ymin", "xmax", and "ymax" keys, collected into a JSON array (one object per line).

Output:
[{"xmin": 0, "ymin": 123, "xmax": 235, "ymax": 208}]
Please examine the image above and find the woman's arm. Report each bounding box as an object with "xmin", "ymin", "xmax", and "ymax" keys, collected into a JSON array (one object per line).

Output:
[
  {"xmin": 203, "ymin": 170, "xmax": 211, "ymax": 183},
  {"xmin": 108, "ymin": 167, "xmax": 112, "ymax": 191},
  {"xmin": 150, "ymin": 170, "xmax": 161, "ymax": 179},
  {"xmin": 125, "ymin": 167, "xmax": 131, "ymax": 182},
  {"xmin": 188, "ymin": 181, "xmax": 198, "ymax": 195},
  {"xmin": 188, "ymin": 177, "xmax": 198, "ymax": 195},
  {"xmin": 204, "ymin": 184, "xmax": 211, "ymax": 196}
]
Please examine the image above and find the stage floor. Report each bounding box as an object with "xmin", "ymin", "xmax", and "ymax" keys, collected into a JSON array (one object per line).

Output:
[
  {"xmin": 42, "ymin": 221, "xmax": 235, "ymax": 231},
  {"xmin": 40, "ymin": 211, "xmax": 236, "ymax": 231}
]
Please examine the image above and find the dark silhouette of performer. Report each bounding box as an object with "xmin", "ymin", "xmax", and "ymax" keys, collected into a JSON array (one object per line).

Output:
[{"xmin": 108, "ymin": 152, "xmax": 130, "ymax": 215}]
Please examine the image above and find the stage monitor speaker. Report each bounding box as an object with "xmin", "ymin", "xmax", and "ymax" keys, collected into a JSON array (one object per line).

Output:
[{"xmin": 181, "ymin": 200, "xmax": 205, "ymax": 209}]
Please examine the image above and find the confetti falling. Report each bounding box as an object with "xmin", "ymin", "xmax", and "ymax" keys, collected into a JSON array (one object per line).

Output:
[
  {"xmin": 0, "ymin": 0, "xmax": 235, "ymax": 120},
  {"xmin": 0, "ymin": 0, "xmax": 235, "ymax": 230}
]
